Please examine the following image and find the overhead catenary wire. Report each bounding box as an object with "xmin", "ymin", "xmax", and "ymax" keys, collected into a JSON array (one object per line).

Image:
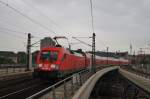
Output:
[
  {"xmin": 0, "ymin": 16, "xmax": 51, "ymax": 37},
  {"xmin": 72, "ymin": 37, "xmax": 92, "ymax": 47},
  {"xmin": 0, "ymin": 30, "xmax": 26, "ymax": 39},
  {"xmin": 0, "ymin": 27, "xmax": 26, "ymax": 34},
  {"xmin": 89, "ymin": 0, "xmax": 107, "ymax": 49},
  {"xmin": 0, "ymin": 18, "xmax": 37, "ymax": 34},
  {"xmin": 21, "ymin": 0, "xmax": 68, "ymax": 35},
  {"xmin": 72, "ymin": 36, "xmax": 92, "ymax": 38},
  {"xmin": 0, "ymin": 0, "xmax": 57, "ymax": 35},
  {"xmin": 31, "ymin": 40, "xmax": 41, "ymax": 46},
  {"xmin": 0, "ymin": 18, "xmax": 54, "ymax": 39},
  {"xmin": 0, "ymin": 27, "xmax": 43, "ymax": 40}
]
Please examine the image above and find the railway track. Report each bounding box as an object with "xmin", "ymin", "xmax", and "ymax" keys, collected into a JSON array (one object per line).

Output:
[
  {"xmin": 0, "ymin": 66, "xmax": 110, "ymax": 99},
  {"xmin": 0, "ymin": 74, "xmax": 33, "ymax": 89},
  {"xmin": 0, "ymin": 76, "xmax": 57, "ymax": 99}
]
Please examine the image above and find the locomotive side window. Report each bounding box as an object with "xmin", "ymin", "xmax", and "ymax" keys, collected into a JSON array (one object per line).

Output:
[{"xmin": 62, "ymin": 54, "xmax": 67, "ymax": 61}]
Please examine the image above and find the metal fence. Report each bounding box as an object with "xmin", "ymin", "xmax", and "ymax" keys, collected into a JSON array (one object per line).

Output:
[
  {"xmin": 27, "ymin": 69, "xmax": 92, "ymax": 99},
  {"xmin": 122, "ymin": 65, "xmax": 150, "ymax": 79},
  {"xmin": 0, "ymin": 64, "xmax": 34, "ymax": 76},
  {"xmin": 0, "ymin": 64, "xmax": 26, "ymax": 68},
  {"xmin": 131, "ymin": 64, "xmax": 150, "ymax": 74}
]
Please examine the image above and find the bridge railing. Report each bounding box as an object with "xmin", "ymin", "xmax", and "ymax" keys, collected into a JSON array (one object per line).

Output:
[
  {"xmin": 27, "ymin": 69, "xmax": 93, "ymax": 99},
  {"xmin": 27, "ymin": 66, "xmax": 112, "ymax": 99}
]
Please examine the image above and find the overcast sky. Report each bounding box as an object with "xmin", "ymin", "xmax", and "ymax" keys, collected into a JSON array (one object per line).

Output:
[{"xmin": 0, "ymin": 0, "xmax": 150, "ymax": 54}]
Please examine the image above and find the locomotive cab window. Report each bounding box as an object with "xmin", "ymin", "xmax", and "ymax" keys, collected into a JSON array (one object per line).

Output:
[
  {"xmin": 40, "ymin": 51, "xmax": 58, "ymax": 61},
  {"xmin": 50, "ymin": 51, "xmax": 58, "ymax": 61}
]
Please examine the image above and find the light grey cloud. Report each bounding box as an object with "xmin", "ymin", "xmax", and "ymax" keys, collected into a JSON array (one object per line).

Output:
[{"xmin": 0, "ymin": 0, "xmax": 150, "ymax": 53}]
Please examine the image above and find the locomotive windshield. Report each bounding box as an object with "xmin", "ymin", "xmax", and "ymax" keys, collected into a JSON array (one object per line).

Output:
[{"xmin": 40, "ymin": 51, "xmax": 58, "ymax": 61}]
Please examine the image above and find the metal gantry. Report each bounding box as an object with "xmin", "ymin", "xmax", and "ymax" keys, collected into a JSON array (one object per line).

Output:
[
  {"xmin": 26, "ymin": 33, "xmax": 31, "ymax": 71},
  {"xmin": 92, "ymin": 33, "xmax": 96, "ymax": 73}
]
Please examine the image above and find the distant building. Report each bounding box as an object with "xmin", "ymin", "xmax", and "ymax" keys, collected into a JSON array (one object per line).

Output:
[
  {"xmin": 17, "ymin": 52, "xmax": 26, "ymax": 64},
  {"xmin": 132, "ymin": 54, "xmax": 150, "ymax": 64},
  {"xmin": 116, "ymin": 51, "xmax": 129, "ymax": 59},
  {"xmin": 0, "ymin": 51, "xmax": 18, "ymax": 63},
  {"xmin": 40, "ymin": 37, "xmax": 56, "ymax": 49},
  {"xmin": 88, "ymin": 51, "xmax": 129, "ymax": 59}
]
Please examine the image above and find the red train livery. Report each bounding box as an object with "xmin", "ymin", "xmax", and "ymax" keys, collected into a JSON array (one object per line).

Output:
[{"xmin": 33, "ymin": 46, "xmax": 129, "ymax": 78}]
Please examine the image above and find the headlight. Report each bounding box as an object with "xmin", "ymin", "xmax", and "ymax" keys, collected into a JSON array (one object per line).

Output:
[
  {"xmin": 38, "ymin": 64, "xmax": 42, "ymax": 68},
  {"xmin": 51, "ymin": 64, "xmax": 59, "ymax": 69}
]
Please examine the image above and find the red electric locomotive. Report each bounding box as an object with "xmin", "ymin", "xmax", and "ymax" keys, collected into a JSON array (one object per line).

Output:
[
  {"xmin": 33, "ymin": 46, "xmax": 129, "ymax": 78},
  {"xmin": 33, "ymin": 36, "xmax": 129, "ymax": 78},
  {"xmin": 33, "ymin": 47, "xmax": 88, "ymax": 78}
]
